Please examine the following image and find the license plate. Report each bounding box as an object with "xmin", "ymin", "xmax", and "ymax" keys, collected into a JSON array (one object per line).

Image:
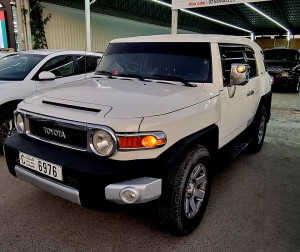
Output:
[{"xmin": 19, "ymin": 152, "xmax": 63, "ymax": 181}]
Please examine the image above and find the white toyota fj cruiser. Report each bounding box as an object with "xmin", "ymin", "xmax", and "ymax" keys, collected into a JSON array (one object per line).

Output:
[{"xmin": 4, "ymin": 35, "xmax": 272, "ymax": 235}]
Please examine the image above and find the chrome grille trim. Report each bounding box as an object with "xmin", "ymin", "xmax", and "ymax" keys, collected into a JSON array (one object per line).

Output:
[{"xmin": 16, "ymin": 110, "xmax": 118, "ymax": 156}]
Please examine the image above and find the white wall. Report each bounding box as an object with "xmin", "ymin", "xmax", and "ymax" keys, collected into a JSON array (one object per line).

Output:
[{"xmin": 42, "ymin": 3, "xmax": 194, "ymax": 52}]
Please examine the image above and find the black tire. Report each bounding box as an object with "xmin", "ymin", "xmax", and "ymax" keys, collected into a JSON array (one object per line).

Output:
[
  {"xmin": 154, "ymin": 145, "xmax": 212, "ymax": 235},
  {"xmin": 0, "ymin": 112, "xmax": 14, "ymax": 150},
  {"xmin": 246, "ymin": 106, "xmax": 267, "ymax": 153}
]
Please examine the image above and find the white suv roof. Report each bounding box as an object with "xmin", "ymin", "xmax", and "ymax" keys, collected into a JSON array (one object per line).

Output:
[{"xmin": 111, "ymin": 34, "xmax": 260, "ymax": 50}]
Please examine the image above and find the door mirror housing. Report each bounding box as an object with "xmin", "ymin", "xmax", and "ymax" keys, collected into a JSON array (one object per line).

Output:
[
  {"xmin": 38, "ymin": 71, "xmax": 56, "ymax": 80},
  {"xmin": 230, "ymin": 64, "xmax": 250, "ymax": 86}
]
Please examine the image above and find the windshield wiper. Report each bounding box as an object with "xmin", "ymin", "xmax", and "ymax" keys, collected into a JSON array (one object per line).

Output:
[
  {"xmin": 95, "ymin": 70, "xmax": 115, "ymax": 79},
  {"xmin": 153, "ymin": 74, "xmax": 197, "ymax": 87},
  {"xmin": 118, "ymin": 73, "xmax": 151, "ymax": 82}
]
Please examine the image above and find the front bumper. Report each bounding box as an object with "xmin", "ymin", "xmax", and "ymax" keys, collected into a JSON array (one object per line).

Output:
[{"xmin": 4, "ymin": 133, "xmax": 165, "ymax": 209}]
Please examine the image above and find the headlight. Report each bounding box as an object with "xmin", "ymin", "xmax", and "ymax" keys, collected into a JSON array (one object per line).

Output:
[
  {"xmin": 15, "ymin": 112, "xmax": 25, "ymax": 134},
  {"xmin": 92, "ymin": 129, "xmax": 116, "ymax": 156}
]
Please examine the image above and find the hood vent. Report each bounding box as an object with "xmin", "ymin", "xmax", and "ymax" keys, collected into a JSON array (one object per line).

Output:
[{"xmin": 42, "ymin": 100, "xmax": 101, "ymax": 113}]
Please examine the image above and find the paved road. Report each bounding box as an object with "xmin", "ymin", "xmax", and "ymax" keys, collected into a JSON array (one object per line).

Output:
[{"xmin": 0, "ymin": 92, "xmax": 300, "ymax": 252}]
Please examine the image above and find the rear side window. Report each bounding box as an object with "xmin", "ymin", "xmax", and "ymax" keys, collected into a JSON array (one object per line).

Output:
[
  {"xmin": 219, "ymin": 44, "xmax": 258, "ymax": 86},
  {"xmin": 76, "ymin": 56, "xmax": 100, "ymax": 74},
  {"xmin": 245, "ymin": 48, "xmax": 257, "ymax": 78},
  {"xmin": 76, "ymin": 55, "xmax": 85, "ymax": 74},
  {"xmin": 86, "ymin": 56, "xmax": 99, "ymax": 72}
]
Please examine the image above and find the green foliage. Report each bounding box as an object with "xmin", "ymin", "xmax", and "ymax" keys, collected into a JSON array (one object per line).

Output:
[
  {"xmin": 29, "ymin": 1, "xmax": 52, "ymax": 49},
  {"xmin": 21, "ymin": 7, "xmax": 28, "ymax": 16}
]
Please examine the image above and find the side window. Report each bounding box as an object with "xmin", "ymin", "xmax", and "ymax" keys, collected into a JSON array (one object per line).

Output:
[
  {"xmin": 219, "ymin": 44, "xmax": 258, "ymax": 86},
  {"xmin": 76, "ymin": 55, "xmax": 85, "ymax": 75},
  {"xmin": 40, "ymin": 56, "xmax": 74, "ymax": 78},
  {"xmin": 86, "ymin": 56, "xmax": 99, "ymax": 73},
  {"xmin": 76, "ymin": 56, "xmax": 99, "ymax": 74},
  {"xmin": 219, "ymin": 45, "xmax": 246, "ymax": 86},
  {"xmin": 245, "ymin": 47, "xmax": 258, "ymax": 78}
]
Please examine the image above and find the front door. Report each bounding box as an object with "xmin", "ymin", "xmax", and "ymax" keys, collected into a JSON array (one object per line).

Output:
[{"xmin": 219, "ymin": 44, "xmax": 260, "ymax": 147}]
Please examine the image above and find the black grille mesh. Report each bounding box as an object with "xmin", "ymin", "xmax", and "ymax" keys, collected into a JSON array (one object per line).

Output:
[{"xmin": 29, "ymin": 119, "xmax": 87, "ymax": 149}]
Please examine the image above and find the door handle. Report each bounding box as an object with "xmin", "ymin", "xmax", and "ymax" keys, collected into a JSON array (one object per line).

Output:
[{"xmin": 247, "ymin": 90, "xmax": 254, "ymax": 96}]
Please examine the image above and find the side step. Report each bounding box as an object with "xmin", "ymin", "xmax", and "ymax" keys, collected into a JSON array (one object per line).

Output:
[
  {"xmin": 214, "ymin": 139, "xmax": 251, "ymax": 173},
  {"xmin": 230, "ymin": 141, "xmax": 251, "ymax": 161}
]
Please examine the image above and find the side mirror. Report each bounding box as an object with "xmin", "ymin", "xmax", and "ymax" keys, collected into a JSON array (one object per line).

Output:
[
  {"xmin": 230, "ymin": 64, "xmax": 250, "ymax": 86},
  {"xmin": 38, "ymin": 71, "xmax": 56, "ymax": 80}
]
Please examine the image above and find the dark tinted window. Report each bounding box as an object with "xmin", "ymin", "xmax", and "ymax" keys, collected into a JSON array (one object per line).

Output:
[
  {"xmin": 219, "ymin": 44, "xmax": 257, "ymax": 85},
  {"xmin": 40, "ymin": 56, "xmax": 74, "ymax": 78},
  {"xmin": 97, "ymin": 42, "xmax": 212, "ymax": 83},
  {"xmin": 76, "ymin": 55, "xmax": 85, "ymax": 74},
  {"xmin": 264, "ymin": 49, "xmax": 299, "ymax": 62},
  {"xmin": 245, "ymin": 48, "xmax": 257, "ymax": 78},
  {"xmin": 76, "ymin": 55, "xmax": 99, "ymax": 74},
  {"xmin": 0, "ymin": 53, "xmax": 45, "ymax": 80},
  {"xmin": 86, "ymin": 56, "xmax": 99, "ymax": 72}
]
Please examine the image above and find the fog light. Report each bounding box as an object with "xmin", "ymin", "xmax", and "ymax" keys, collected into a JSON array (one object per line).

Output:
[
  {"xmin": 120, "ymin": 187, "xmax": 140, "ymax": 203},
  {"xmin": 15, "ymin": 113, "xmax": 25, "ymax": 134}
]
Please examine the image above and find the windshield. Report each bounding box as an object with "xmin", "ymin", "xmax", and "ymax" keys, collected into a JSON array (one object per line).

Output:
[
  {"xmin": 264, "ymin": 49, "xmax": 299, "ymax": 62},
  {"xmin": 96, "ymin": 42, "xmax": 212, "ymax": 83},
  {"xmin": 0, "ymin": 53, "xmax": 45, "ymax": 80}
]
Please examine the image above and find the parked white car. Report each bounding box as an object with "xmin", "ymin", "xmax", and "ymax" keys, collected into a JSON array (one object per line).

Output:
[
  {"xmin": 0, "ymin": 50, "xmax": 102, "ymax": 145},
  {"xmin": 4, "ymin": 35, "xmax": 272, "ymax": 235}
]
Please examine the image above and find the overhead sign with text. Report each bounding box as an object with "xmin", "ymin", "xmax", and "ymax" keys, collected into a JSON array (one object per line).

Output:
[{"xmin": 172, "ymin": 0, "xmax": 271, "ymax": 10}]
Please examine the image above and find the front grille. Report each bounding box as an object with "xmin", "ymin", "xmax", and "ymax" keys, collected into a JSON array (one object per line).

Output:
[{"xmin": 28, "ymin": 118, "xmax": 87, "ymax": 149}]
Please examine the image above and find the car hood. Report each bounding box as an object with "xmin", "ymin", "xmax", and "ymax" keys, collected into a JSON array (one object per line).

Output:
[{"xmin": 24, "ymin": 77, "xmax": 218, "ymax": 119}]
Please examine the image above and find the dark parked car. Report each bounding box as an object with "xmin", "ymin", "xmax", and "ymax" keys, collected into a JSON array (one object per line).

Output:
[{"xmin": 264, "ymin": 48, "xmax": 300, "ymax": 92}]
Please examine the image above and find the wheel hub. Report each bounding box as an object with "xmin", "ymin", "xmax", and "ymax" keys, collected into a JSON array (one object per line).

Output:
[
  {"xmin": 187, "ymin": 182, "xmax": 196, "ymax": 195},
  {"xmin": 184, "ymin": 164, "xmax": 207, "ymax": 218}
]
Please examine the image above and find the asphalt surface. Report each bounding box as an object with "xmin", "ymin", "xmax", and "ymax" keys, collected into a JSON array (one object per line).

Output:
[{"xmin": 0, "ymin": 92, "xmax": 300, "ymax": 252}]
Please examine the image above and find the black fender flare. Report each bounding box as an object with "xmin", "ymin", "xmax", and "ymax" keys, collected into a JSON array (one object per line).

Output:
[
  {"xmin": 158, "ymin": 124, "xmax": 219, "ymax": 166},
  {"xmin": 0, "ymin": 100, "xmax": 23, "ymax": 118},
  {"xmin": 257, "ymin": 91, "xmax": 272, "ymax": 123}
]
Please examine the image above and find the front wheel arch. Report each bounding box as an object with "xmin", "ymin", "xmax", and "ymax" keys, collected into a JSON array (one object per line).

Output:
[
  {"xmin": 0, "ymin": 100, "xmax": 23, "ymax": 117},
  {"xmin": 0, "ymin": 100, "xmax": 22, "ymax": 146},
  {"xmin": 154, "ymin": 144, "xmax": 212, "ymax": 235}
]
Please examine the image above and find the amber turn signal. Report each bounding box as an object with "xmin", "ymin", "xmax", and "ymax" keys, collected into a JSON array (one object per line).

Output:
[
  {"xmin": 237, "ymin": 65, "xmax": 246, "ymax": 73},
  {"xmin": 142, "ymin": 135, "xmax": 165, "ymax": 148},
  {"xmin": 118, "ymin": 134, "xmax": 166, "ymax": 149}
]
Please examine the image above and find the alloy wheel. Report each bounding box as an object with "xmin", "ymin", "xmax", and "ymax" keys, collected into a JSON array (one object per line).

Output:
[{"xmin": 184, "ymin": 164, "xmax": 207, "ymax": 218}]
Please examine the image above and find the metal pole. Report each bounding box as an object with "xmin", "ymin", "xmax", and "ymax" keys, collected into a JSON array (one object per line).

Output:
[
  {"xmin": 85, "ymin": 0, "xmax": 91, "ymax": 52},
  {"xmin": 16, "ymin": 0, "xmax": 26, "ymax": 50},
  {"xmin": 171, "ymin": 9, "xmax": 178, "ymax": 34},
  {"xmin": 24, "ymin": 0, "xmax": 32, "ymax": 50},
  {"xmin": 21, "ymin": 0, "xmax": 29, "ymax": 50}
]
